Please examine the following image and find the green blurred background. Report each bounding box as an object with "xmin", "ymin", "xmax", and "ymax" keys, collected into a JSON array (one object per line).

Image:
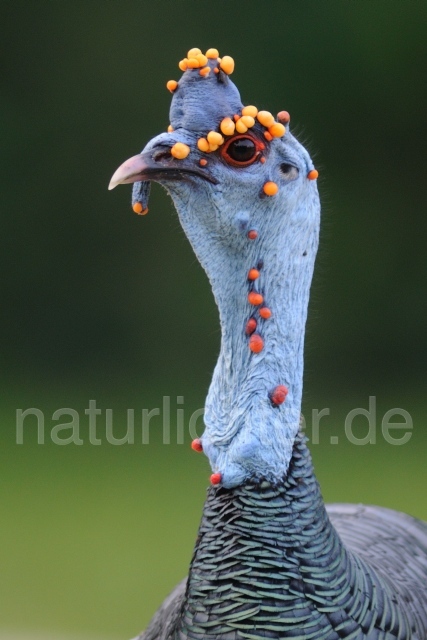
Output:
[{"xmin": 1, "ymin": 1, "xmax": 426, "ymax": 638}]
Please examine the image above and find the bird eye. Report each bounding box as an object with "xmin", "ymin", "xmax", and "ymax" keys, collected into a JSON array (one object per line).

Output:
[
  {"xmin": 280, "ymin": 163, "xmax": 299, "ymax": 181},
  {"xmin": 221, "ymin": 135, "xmax": 259, "ymax": 167}
]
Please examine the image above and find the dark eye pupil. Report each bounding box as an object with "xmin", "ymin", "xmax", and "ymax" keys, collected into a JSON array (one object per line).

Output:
[{"xmin": 227, "ymin": 138, "xmax": 256, "ymax": 162}]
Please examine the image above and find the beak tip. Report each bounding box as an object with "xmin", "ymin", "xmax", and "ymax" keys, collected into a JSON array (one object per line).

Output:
[
  {"xmin": 108, "ymin": 169, "xmax": 123, "ymax": 190},
  {"xmin": 108, "ymin": 154, "xmax": 145, "ymax": 192}
]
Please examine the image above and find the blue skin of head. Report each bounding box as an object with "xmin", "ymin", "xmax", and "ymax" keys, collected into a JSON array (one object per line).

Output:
[{"xmin": 136, "ymin": 66, "xmax": 320, "ymax": 488}]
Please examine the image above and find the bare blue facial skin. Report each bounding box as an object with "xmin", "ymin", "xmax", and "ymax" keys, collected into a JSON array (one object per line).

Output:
[{"xmin": 111, "ymin": 59, "xmax": 320, "ymax": 488}]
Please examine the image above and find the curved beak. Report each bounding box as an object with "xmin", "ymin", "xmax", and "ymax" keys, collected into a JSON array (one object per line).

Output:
[
  {"xmin": 108, "ymin": 148, "xmax": 218, "ymax": 191},
  {"xmin": 108, "ymin": 153, "xmax": 150, "ymax": 190}
]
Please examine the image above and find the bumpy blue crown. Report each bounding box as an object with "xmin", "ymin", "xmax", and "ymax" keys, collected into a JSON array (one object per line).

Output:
[
  {"xmin": 165, "ymin": 48, "xmax": 290, "ymax": 153},
  {"xmin": 169, "ymin": 51, "xmax": 243, "ymax": 132}
]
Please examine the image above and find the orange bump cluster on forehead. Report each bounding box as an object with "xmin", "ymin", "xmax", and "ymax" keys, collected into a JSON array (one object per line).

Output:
[
  {"xmin": 165, "ymin": 48, "xmax": 288, "ymax": 161},
  {"xmin": 193, "ymin": 108, "xmax": 286, "ymax": 156},
  {"xmin": 177, "ymin": 47, "xmax": 234, "ymax": 77}
]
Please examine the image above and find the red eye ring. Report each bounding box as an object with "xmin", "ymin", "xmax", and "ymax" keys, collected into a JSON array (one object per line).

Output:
[{"xmin": 221, "ymin": 134, "xmax": 263, "ymax": 167}]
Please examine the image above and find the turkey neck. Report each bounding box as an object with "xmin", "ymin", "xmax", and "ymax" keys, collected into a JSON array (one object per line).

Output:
[
  {"xmin": 200, "ymin": 208, "xmax": 319, "ymax": 488},
  {"xmin": 177, "ymin": 433, "xmax": 411, "ymax": 640}
]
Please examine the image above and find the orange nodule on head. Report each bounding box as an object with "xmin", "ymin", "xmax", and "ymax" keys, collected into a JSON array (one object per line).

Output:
[
  {"xmin": 219, "ymin": 56, "xmax": 235, "ymax": 75},
  {"xmin": 242, "ymin": 105, "xmax": 258, "ymax": 118},
  {"xmin": 171, "ymin": 142, "xmax": 190, "ymax": 159},
  {"xmin": 220, "ymin": 117, "xmax": 236, "ymax": 136},
  {"xmin": 249, "ymin": 334, "xmax": 264, "ymax": 353},
  {"xmin": 187, "ymin": 47, "xmax": 202, "ymax": 58},
  {"xmin": 197, "ymin": 138, "xmax": 210, "ymax": 152},
  {"xmin": 240, "ymin": 115, "xmax": 255, "ymax": 128},
  {"xmin": 247, "ymin": 229, "xmax": 258, "ymax": 240},
  {"xmin": 191, "ymin": 438, "xmax": 203, "ymax": 452},
  {"xmin": 199, "ymin": 158, "xmax": 208, "ymax": 166},
  {"xmin": 307, "ymin": 169, "xmax": 319, "ymax": 180},
  {"xmin": 187, "ymin": 58, "xmax": 199, "ymax": 69},
  {"xmin": 196, "ymin": 53, "xmax": 208, "ymax": 67},
  {"xmin": 207, "ymin": 131, "xmax": 224, "ymax": 146},
  {"xmin": 277, "ymin": 110, "xmax": 290, "ymax": 124},
  {"xmin": 257, "ymin": 110, "xmax": 275, "ymax": 127},
  {"xmin": 269, "ymin": 123, "xmax": 286, "ymax": 138},
  {"xmin": 205, "ymin": 48, "xmax": 219, "ymax": 59},
  {"xmin": 235, "ymin": 119, "xmax": 247, "ymax": 134},
  {"xmin": 248, "ymin": 291, "xmax": 264, "ymax": 306},
  {"xmin": 210, "ymin": 472, "xmax": 222, "ymax": 485},
  {"xmin": 263, "ymin": 181, "xmax": 279, "ymax": 196},
  {"xmin": 166, "ymin": 80, "xmax": 178, "ymax": 93}
]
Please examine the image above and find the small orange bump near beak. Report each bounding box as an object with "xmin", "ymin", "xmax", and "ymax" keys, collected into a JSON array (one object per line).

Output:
[
  {"xmin": 133, "ymin": 203, "xmax": 149, "ymax": 215},
  {"xmin": 171, "ymin": 142, "xmax": 190, "ymax": 159},
  {"xmin": 197, "ymin": 138, "xmax": 210, "ymax": 152}
]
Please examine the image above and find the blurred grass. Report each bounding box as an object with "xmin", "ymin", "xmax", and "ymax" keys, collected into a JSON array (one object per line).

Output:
[
  {"xmin": 0, "ymin": 635, "xmax": 106, "ymax": 640},
  {"xmin": 0, "ymin": 389, "xmax": 425, "ymax": 639}
]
